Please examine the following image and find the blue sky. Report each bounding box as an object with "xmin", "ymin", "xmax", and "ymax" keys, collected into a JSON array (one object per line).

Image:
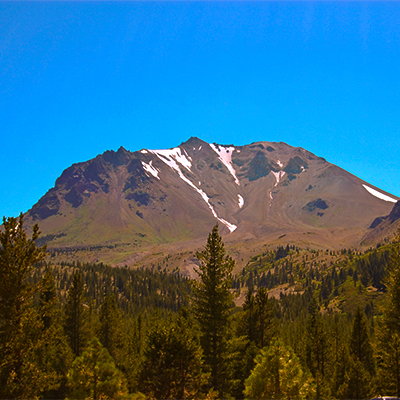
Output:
[{"xmin": 1, "ymin": 1, "xmax": 400, "ymax": 218}]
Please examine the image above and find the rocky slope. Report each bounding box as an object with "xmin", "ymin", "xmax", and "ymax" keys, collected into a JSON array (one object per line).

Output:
[{"xmin": 25, "ymin": 137, "xmax": 399, "ymax": 268}]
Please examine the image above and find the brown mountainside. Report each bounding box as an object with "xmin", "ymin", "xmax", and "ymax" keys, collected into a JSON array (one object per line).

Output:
[{"xmin": 25, "ymin": 137, "xmax": 399, "ymax": 270}]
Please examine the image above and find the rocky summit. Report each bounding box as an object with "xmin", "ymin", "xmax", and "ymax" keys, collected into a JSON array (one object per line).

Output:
[{"xmin": 25, "ymin": 137, "xmax": 399, "ymax": 269}]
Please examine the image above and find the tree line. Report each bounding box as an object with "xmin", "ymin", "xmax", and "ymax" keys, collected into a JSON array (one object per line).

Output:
[{"xmin": 1, "ymin": 215, "xmax": 400, "ymax": 399}]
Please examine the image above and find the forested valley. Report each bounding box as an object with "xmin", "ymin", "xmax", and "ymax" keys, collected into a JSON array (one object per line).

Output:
[{"xmin": 1, "ymin": 215, "xmax": 400, "ymax": 399}]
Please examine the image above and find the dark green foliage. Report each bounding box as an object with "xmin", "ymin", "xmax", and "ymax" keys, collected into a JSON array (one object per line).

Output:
[
  {"xmin": 64, "ymin": 271, "xmax": 89, "ymax": 356},
  {"xmin": 5, "ymin": 216, "xmax": 400, "ymax": 399},
  {"xmin": 349, "ymin": 307, "xmax": 375, "ymax": 376},
  {"xmin": 0, "ymin": 215, "xmax": 48, "ymax": 399},
  {"xmin": 32, "ymin": 261, "xmax": 190, "ymax": 315},
  {"xmin": 191, "ymin": 224, "xmax": 234, "ymax": 395},
  {"xmin": 67, "ymin": 337, "xmax": 129, "ymax": 399},
  {"xmin": 244, "ymin": 338, "xmax": 315, "ymax": 399},
  {"xmin": 376, "ymin": 234, "xmax": 400, "ymax": 396},
  {"xmin": 275, "ymin": 245, "xmax": 290, "ymax": 260},
  {"xmin": 138, "ymin": 311, "xmax": 206, "ymax": 399},
  {"xmin": 36, "ymin": 271, "xmax": 74, "ymax": 399},
  {"xmin": 306, "ymin": 298, "xmax": 329, "ymax": 398},
  {"xmin": 98, "ymin": 294, "xmax": 125, "ymax": 365},
  {"xmin": 344, "ymin": 358, "xmax": 373, "ymax": 400},
  {"xmin": 254, "ymin": 287, "xmax": 275, "ymax": 348},
  {"xmin": 354, "ymin": 249, "xmax": 389, "ymax": 289},
  {"xmin": 239, "ymin": 289, "xmax": 257, "ymax": 343},
  {"xmin": 336, "ymin": 307, "xmax": 375, "ymax": 399}
]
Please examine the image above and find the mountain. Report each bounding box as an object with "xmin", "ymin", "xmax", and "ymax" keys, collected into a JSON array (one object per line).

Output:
[
  {"xmin": 25, "ymin": 137, "xmax": 399, "ymax": 269},
  {"xmin": 361, "ymin": 200, "xmax": 400, "ymax": 246}
]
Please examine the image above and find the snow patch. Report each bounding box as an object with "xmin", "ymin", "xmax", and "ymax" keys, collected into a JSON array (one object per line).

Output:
[
  {"xmin": 238, "ymin": 194, "xmax": 244, "ymax": 209},
  {"xmin": 277, "ymin": 160, "xmax": 283, "ymax": 168},
  {"xmin": 141, "ymin": 161, "xmax": 160, "ymax": 180},
  {"xmin": 218, "ymin": 218, "xmax": 237, "ymax": 233},
  {"xmin": 199, "ymin": 146, "xmax": 202, "ymax": 150},
  {"xmin": 148, "ymin": 146, "xmax": 236, "ymax": 232},
  {"xmin": 362, "ymin": 184, "xmax": 397, "ymax": 203},
  {"xmin": 141, "ymin": 149, "xmax": 148, "ymax": 154},
  {"xmin": 271, "ymin": 170, "xmax": 286, "ymax": 187},
  {"xmin": 149, "ymin": 147, "xmax": 192, "ymax": 173},
  {"xmin": 209, "ymin": 143, "xmax": 240, "ymax": 185}
]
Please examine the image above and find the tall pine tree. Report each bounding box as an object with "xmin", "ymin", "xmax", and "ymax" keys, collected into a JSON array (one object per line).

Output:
[
  {"xmin": 36, "ymin": 270, "xmax": 74, "ymax": 399},
  {"xmin": 305, "ymin": 297, "xmax": 329, "ymax": 399},
  {"xmin": 67, "ymin": 337, "xmax": 128, "ymax": 400},
  {"xmin": 98, "ymin": 294, "xmax": 124, "ymax": 365},
  {"xmin": 191, "ymin": 224, "xmax": 234, "ymax": 396},
  {"xmin": 0, "ymin": 215, "xmax": 48, "ymax": 398},
  {"xmin": 343, "ymin": 307, "xmax": 375, "ymax": 399},
  {"xmin": 64, "ymin": 271, "xmax": 89, "ymax": 356},
  {"xmin": 138, "ymin": 311, "xmax": 206, "ymax": 399},
  {"xmin": 254, "ymin": 287, "xmax": 275, "ymax": 349},
  {"xmin": 376, "ymin": 232, "xmax": 400, "ymax": 396}
]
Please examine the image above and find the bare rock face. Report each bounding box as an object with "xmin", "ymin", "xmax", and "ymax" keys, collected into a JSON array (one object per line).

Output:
[
  {"xmin": 24, "ymin": 137, "xmax": 399, "ymax": 264},
  {"xmin": 389, "ymin": 201, "xmax": 400, "ymax": 223},
  {"xmin": 362, "ymin": 201, "xmax": 400, "ymax": 246}
]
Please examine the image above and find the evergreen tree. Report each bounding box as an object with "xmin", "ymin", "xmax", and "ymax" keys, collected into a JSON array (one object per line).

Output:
[
  {"xmin": 64, "ymin": 271, "xmax": 89, "ymax": 356},
  {"xmin": 138, "ymin": 311, "xmax": 207, "ymax": 399},
  {"xmin": 255, "ymin": 287, "xmax": 275, "ymax": 348},
  {"xmin": 227, "ymin": 336, "xmax": 259, "ymax": 399},
  {"xmin": 329, "ymin": 315, "xmax": 350, "ymax": 399},
  {"xmin": 305, "ymin": 297, "xmax": 329, "ymax": 399},
  {"xmin": 244, "ymin": 338, "xmax": 315, "ymax": 399},
  {"xmin": 0, "ymin": 215, "xmax": 47, "ymax": 399},
  {"xmin": 376, "ymin": 232, "xmax": 400, "ymax": 396},
  {"xmin": 344, "ymin": 358, "xmax": 372, "ymax": 400},
  {"xmin": 191, "ymin": 224, "xmax": 234, "ymax": 396},
  {"xmin": 124, "ymin": 315, "xmax": 145, "ymax": 393},
  {"xmin": 67, "ymin": 337, "xmax": 129, "ymax": 400},
  {"xmin": 240, "ymin": 289, "xmax": 256, "ymax": 343},
  {"xmin": 36, "ymin": 270, "xmax": 74, "ymax": 399},
  {"xmin": 98, "ymin": 294, "xmax": 124, "ymax": 365},
  {"xmin": 340, "ymin": 307, "xmax": 375, "ymax": 399},
  {"xmin": 349, "ymin": 307, "xmax": 375, "ymax": 376}
]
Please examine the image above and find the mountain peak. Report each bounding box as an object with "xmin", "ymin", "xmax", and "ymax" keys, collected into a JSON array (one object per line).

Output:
[
  {"xmin": 25, "ymin": 137, "xmax": 399, "ymax": 266},
  {"xmin": 180, "ymin": 136, "xmax": 207, "ymax": 147},
  {"xmin": 102, "ymin": 146, "xmax": 131, "ymax": 166}
]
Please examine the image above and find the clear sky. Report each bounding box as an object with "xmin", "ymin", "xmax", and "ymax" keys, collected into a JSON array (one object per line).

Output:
[{"xmin": 1, "ymin": 1, "xmax": 400, "ymax": 218}]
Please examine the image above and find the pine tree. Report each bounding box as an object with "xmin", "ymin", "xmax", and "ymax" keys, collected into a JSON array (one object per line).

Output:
[
  {"xmin": 191, "ymin": 224, "xmax": 234, "ymax": 396},
  {"xmin": 138, "ymin": 311, "xmax": 207, "ymax": 399},
  {"xmin": 240, "ymin": 289, "xmax": 256, "ymax": 343},
  {"xmin": 342, "ymin": 307, "xmax": 375, "ymax": 399},
  {"xmin": 349, "ymin": 307, "xmax": 374, "ymax": 376},
  {"xmin": 0, "ymin": 215, "xmax": 47, "ymax": 399},
  {"xmin": 124, "ymin": 314, "xmax": 145, "ymax": 392},
  {"xmin": 64, "ymin": 271, "xmax": 89, "ymax": 356},
  {"xmin": 376, "ymin": 232, "xmax": 400, "ymax": 396},
  {"xmin": 244, "ymin": 338, "xmax": 315, "ymax": 399},
  {"xmin": 67, "ymin": 337, "xmax": 128, "ymax": 400},
  {"xmin": 305, "ymin": 297, "xmax": 329, "ymax": 399},
  {"xmin": 36, "ymin": 270, "xmax": 74, "ymax": 399},
  {"xmin": 255, "ymin": 287, "xmax": 275, "ymax": 348},
  {"xmin": 98, "ymin": 294, "xmax": 124, "ymax": 365}
]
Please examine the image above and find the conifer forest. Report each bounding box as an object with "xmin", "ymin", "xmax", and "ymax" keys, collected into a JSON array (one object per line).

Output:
[{"xmin": 2, "ymin": 215, "xmax": 400, "ymax": 400}]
